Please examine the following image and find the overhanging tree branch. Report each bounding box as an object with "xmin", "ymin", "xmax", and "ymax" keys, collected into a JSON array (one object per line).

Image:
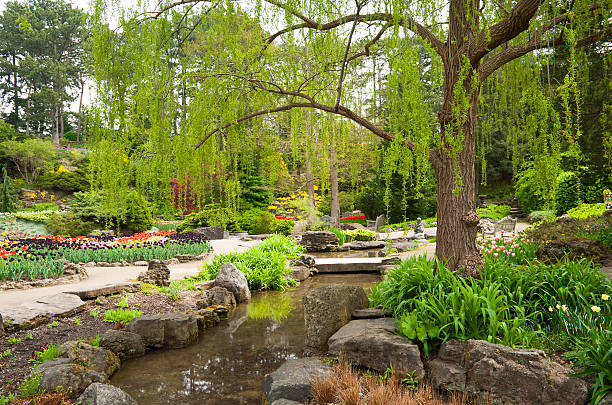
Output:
[
  {"xmin": 265, "ymin": 12, "xmax": 446, "ymax": 58},
  {"xmin": 479, "ymin": 26, "xmax": 612, "ymax": 80},
  {"xmin": 194, "ymin": 100, "xmax": 414, "ymax": 150},
  {"xmin": 470, "ymin": 0, "xmax": 544, "ymax": 63}
]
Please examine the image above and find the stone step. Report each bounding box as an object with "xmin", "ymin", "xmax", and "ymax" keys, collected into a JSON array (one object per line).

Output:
[{"xmin": 314, "ymin": 257, "xmax": 385, "ymax": 273}]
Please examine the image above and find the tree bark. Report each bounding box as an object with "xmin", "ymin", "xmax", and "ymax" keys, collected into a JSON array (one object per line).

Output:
[
  {"xmin": 330, "ymin": 145, "xmax": 340, "ymax": 227},
  {"xmin": 53, "ymin": 104, "xmax": 60, "ymax": 146},
  {"xmin": 432, "ymin": 89, "xmax": 482, "ymax": 276}
]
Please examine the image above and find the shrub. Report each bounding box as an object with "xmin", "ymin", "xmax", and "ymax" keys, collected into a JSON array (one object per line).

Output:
[
  {"xmin": 554, "ymin": 171, "xmax": 580, "ymax": 215},
  {"xmin": 477, "ymin": 204, "xmax": 511, "ymax": 221},
  {"xmin": 0, "ymin": 167, "xmax": 15, "ymax": 213},
  {"xmin": 124, "ymin": 190, "xmax": 153, "ymax": 232},
  {"xmin": 238, "ymin": 208, "xmax": 274, "ymax": 234},
  {"xmin": 527, "ymin": 210, "xmax": 556, "ymax": 223},
  {"xmin": 567, "ymin": 203, "xmax": 607, "ymax": 220},
  {"xmin": 177, "ymin": 204, "xmax": 238, "ymax": 233},
  {"xmin": 0, "ymin": 139, "xmax": 56, "ymax": 183},
  {"xmin": 515, "ymin": 162, "xmax": 548, "ymax": 214},
  {"xmin": 343, "ymin": 229, "xmax": 376, "ymax": 241},
  {"xmin": 46, "ymin": 212, "xmax": 96, "ymax": 237},
  {"xmin": 270, "ymin": 218, "xmax": 294, "ymax": 235},
  {"xmin": 36, "ymin": 169, "xmax": 89, "ymax": 192}
]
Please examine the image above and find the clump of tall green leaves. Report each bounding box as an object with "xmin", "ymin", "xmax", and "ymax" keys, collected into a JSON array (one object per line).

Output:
[{"xmin": 202, "ymin": 234, "xmax": 303, "ymax": 291}]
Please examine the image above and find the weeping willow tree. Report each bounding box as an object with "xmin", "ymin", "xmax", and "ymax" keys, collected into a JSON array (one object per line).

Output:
[{"xmin": 91, "ymin": 0, "xmax": 612, "ymax": 274}]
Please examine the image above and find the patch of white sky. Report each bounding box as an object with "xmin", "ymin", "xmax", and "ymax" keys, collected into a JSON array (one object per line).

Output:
[{"xmin": 0, "ymin": 0, "xmax": 437, "ymax": 117}]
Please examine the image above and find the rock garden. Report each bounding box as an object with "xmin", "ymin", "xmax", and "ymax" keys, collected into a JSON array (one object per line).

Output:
[{"xmin": 1, "ymin": 0, "xmax": 612, "ymax": 403}]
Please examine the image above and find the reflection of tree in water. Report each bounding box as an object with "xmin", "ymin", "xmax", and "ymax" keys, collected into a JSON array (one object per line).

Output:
[{"xmin": 247, "ymin": 291, "xmax": 294, "ymax": 322}]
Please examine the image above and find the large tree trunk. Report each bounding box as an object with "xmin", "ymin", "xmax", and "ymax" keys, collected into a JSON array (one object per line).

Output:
[
  {"xmin": 433, "ymin": 89, "xmax": 482, "ymax": 276},
  {"xmin": 53, "ymin": 104, "xmax": 60, "ymax": 146}
]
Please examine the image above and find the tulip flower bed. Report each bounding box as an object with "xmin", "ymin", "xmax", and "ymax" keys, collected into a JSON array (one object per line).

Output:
[{"xmin": 0, "ymin": 231, "xmax": 211, "ymax": 282}]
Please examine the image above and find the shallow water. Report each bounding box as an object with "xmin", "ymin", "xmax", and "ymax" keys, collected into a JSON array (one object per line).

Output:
[{"xmin": 110, "ymin": 273, "xmax": 380, "ymax": 404}]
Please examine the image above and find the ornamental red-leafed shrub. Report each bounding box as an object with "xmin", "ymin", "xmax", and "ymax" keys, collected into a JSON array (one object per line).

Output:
[{"xmin": 171, "ymin": 177, "xmax": 197, "ymax": 214}]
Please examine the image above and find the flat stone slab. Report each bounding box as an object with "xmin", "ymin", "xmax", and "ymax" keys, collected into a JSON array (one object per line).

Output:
[
  {"xmin": 328, "ymin": 318, "xmax": 425, "ymax": 379},
  {"xmin": 65, "ymin": 282, "xmax": 141, "ymax": 300},
  {"xmin": 1, "ymin": 293, "xmax": 85, "ymax": 330},
  {"xmin": 352, "ymin": 308, "xmax": 393, "ymax": 319},
  {"xmin": 314, "ymin": 257, "xmax": 385, "ymax": 273}
]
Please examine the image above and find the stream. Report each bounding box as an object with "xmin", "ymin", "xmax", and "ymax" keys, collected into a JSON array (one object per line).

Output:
[{"xmin": 110, "ymin": 273, "xmax": 380, "ymax": 404}]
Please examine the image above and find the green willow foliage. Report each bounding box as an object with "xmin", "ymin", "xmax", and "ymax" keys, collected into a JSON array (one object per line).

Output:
[{"xmin": 89, "ymin": 0, "xmax": 612, "ymax": 220}]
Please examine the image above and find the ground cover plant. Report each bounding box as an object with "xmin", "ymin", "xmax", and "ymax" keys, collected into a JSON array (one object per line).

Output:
[
  {"xmin": 476, "ymin": 204, "xmax": 511, "ymax": 221},
  {"xmin": 0, "ymin": 231, "xmax": 211, "ymax": 281},
  {"xmin": 370, "ymin": 236, "xmax": 612, "ymax": 402},
  {"xmin": 201, "ymin": 234, "xmax": 303, "ymax": 290}
]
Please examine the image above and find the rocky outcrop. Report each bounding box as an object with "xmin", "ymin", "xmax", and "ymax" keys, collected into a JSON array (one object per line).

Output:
[
  {"xmin": 300, "ymin": 231, "xmax": 339, "ymax": 252},
  {"xmin": 337, "ymin": 241, "xmax": 386, "ymax": 251},
  {"xmin": 194, "ymin": 226, "xmax": 225, "ymax": 240},
  {"xmin": 99, "ymin": 330, "xmax": 146, "ymax": 361},
  {"xmin": 194, "ymin": 308, "xmax": 221, "ymax": 330},
  {"xmin": 39, "ymin": 363, "xmax": 107, "ymax": 399},
  {"xmin": 213, "ymin": 263, "xmax": 250, "ymax": 303},
  {"xmin": 60, "ymin": 341, "xmax": 120, "ymax": 378},
  {"xmin": 328, "ymin": 318, "xmax": 424, "ymax": 379},
  {"xmin": 197, "ymin": 286, "xmax": 237, "ymax": 310},
  {"xmin": 429, "ymin": 339, "xmax": 589, "ymax": 405},
  {"xmin": 63, "ymin": 262, "xmax": 87, "ymax": 276},
  {"xmin": 76, "ymin": 383, "xmax": 138, "ymax": 405},
  {"xmin": 289, "ymin": 265, "xmax": 311, "ymax": 281},
  {"xmin": 264, "ymin": 358, "xmax": 332, "ymax": 404},
  {"xmin": 536, "ymin": 239, "xmax": 609, "ymax": 261},
  {"xmin": 137, "ymin": 260, "xmax": 170, "ymax": 287},
  {"xmin": 302, "ymin": 284, "xmax": 368, "ymax": 353},
  {"xmin": 126, "ymin": 312, "xmax": 198, "ymax": 349}
]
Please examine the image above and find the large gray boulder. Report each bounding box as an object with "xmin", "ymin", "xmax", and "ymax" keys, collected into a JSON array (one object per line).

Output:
[
  {"xmin": 99, "ymin": 330, "xmax": 145, "ymax": 361},
  {"xmin": 126, "ymin": 312, "xmax": 198, "ymax": 349},
  {"xmin": 300, "ymin": 231, "xmax": 339, "ymax": 252},
  {"xmin": 60, "ymin": 341, "xmax": 120, "ymax": 378},
  {"xmin": 197, "ymin": 286, "xmax": 237, "ymax": 309},
  {"xmin": 76, "ymin": 383, "xmax": 138, "ymax": 405},
  {"xmin": 213, "ymin": 263, "xmax": 250, "ymax": 303},
  {"xmin": 302, "ymin": 284, "xmax": 368, "ymax": 353},
  {"xmin": 194, "ymin": 226, "xmax": 225, "ymax": 240},
  {"xmin": 328, "ymin": 318, "xmax": 424, "ymax": 379},
  {"xmin": 430, "ymin": 339, "xmax": 589, "ymax": 405},
  {"xmin": 39, "ymin": 363, "xmax": 107, "ymax": 399},
  {"xmin": 264, "ymin": 358, "xmax": 332, "ymax": 404}
]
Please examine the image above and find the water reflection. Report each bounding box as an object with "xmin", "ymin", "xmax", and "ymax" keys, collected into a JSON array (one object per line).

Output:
[{"xmin": 111, "ymin": 274, "xmax": 380, "ymax": 404}]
